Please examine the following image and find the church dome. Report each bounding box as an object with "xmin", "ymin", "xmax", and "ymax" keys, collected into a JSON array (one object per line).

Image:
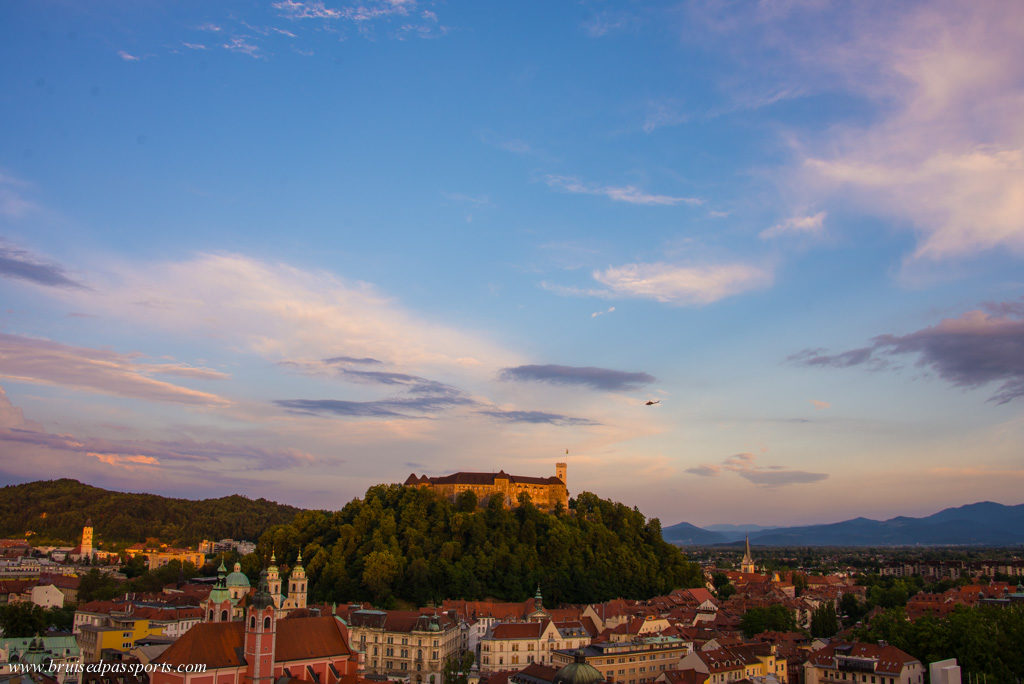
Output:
[
  {"xmin": 226, "ymin": 562, "xmax": 250, "ymax": 588},
  {"xmin": 553, "ymin": 651, "xmax": 603, "ymax": 684}
]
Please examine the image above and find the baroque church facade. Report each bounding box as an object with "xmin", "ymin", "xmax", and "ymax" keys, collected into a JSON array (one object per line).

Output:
[{"xmin": 204, "ymin": 552, "xmax": 308, "ymax": 623}]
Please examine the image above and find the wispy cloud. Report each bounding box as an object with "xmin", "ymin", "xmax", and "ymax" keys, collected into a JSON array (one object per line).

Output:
[
  {"xmin": 0, "ymin": 239, "xmax": 85, "ymax": 289},
  {"xmin": 592, "ymin": 261, "xmax": 773, "ymax": 305},
  {"xmin": 499, "ymin": 364, "xmax": 655, "ymax": 392},
  {"xmin": 790, "ymin": 1, "xmax": 1024, "ymax": 260},
  {"xmin": 52, "ymin": 252, "xmax": 515, "ymax": 372},
  {"xmin": 222, "ymin": 36, "xmax": 261, "ymax": 58},
  {"xmin": 790, "ymin": 299, "xmax": 1024, "ymax": 403},
  {"xmin": 478, "ymin": 409, "xmax": 598, "ymax": 426},
  {"xmin": 642, "ymin": 99, "xmax": 689, "ymax": 133},
  {"xmin": 686, "ymin": 451, "xmax": 828, "ymax": 487},
  {"xmin": 0, "ymin": 333, "xmax": 230, "ymax": 406},
  {"xmin": 809, "ymin": 399, "xmax": 830, "ymax": 410},
  {"xmin": 591, "ymin": 306, "xmax": 616, "ymax": 319},
  {"xmin": 760, "ymin": 211, "xmax": 826, "ymax": 239},
  {"xmin": 275, "ymin": 391, "xmax": 471, "ymax": 419},
  {"xmin": 323, "ymin": 355, "xmax": 382, "ymax": 365},
  {"xmin": 0, "ymin": 174, "xmax": 36, "ymax": 219},
  {"xmin": 117, "ymin": 50, "xmax": 140, "ymax": 62},
  {"xmin": 272, "ymin": 0, "xmax": 342, "ymax": 20},
  {"xmin": 544, "ymin": 175, "xmax": 702, "ymax": 207}
]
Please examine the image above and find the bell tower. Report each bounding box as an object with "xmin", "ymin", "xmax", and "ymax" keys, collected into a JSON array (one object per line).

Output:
[
  {"xmin": 288, "ymin": 551, "xmax": 308, "ymax": 610},
  {"xmin": 266, "ymin": 552, "xmax": 282, "ymax": 608},
  {"xmin": 244, "ymin": 570, "xmax": 277, "ymax": 684}
]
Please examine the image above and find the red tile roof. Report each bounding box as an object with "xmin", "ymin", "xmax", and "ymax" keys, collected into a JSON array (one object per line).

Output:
[
  {"xmin": 807, "ymin": 642, "xmax": 920, "ymax": 676},
  {"xmin": 156, "ymin": 616, "xmax": 351, "ymax": 668},
  {"xmin": 491, "ymin": 622, "xmax": 546, "ymax": 640}
]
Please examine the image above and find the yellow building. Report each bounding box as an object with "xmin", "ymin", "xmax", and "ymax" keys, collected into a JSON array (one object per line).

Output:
[
  {"xmin": 146, "ymin": 550, "xmax": 206, "ymax": 571},
  {"xmin": 404, "ymin": 462, "xmax": 568, "ymax": 511},
  {"xmin": 77, "ymin": 617, "xmax": 165, "ymax": 662}
]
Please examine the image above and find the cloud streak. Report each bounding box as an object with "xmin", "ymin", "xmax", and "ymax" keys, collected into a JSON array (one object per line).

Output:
[
  {"xmin": 790, "ymin": 300, "xmax": 1024, "ymax": 403},
  {"xmin": 499, "ymin": 364, "xmax": 655, "ymax": 392},
  {"xmin": 0, "ymin": 240, "xmax": 85, "ymax": 289},
  {"xmin": 759, "ymin": 211, "xmax": 826, "ymax": 239},
  {"xmin": 592, "ymin": 261, "xmax": 773, "ymax": 305},
  {"xmin": 0, "ymin": 333, "xmax": 230, "ymax": 406},
  {"xmin": 544, "ymin": 175, "xmax": 702, "ymax": 207},
  {"xmin": 478, "ymin": 409, "xmax": 599, "ymax": 426},
  {"xmin": 686, "ymin": 452, "xmax": 828, "ymax": 487}
]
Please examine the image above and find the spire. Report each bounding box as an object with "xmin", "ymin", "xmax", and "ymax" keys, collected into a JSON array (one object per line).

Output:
[
  {"xmin": 295, "ymin": 550, "xmax": 303, "ymax": 567},
  {"xmin": 745, "ymin": 535, "xmax": 751, "ymax": 558},
  {"xmin": 535, "ymin": 584, "xmax": 543, "ymax": 608}
]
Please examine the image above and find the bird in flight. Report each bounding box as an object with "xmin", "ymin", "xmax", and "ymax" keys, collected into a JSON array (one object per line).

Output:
[{"xmin": 645, "ymin": 400, "xmax": 660, "ymax": 406}]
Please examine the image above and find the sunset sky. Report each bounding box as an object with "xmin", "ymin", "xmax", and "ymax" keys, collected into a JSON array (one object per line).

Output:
[{"xmin": 1, "ymin": 0, "xmax": 1022, "ymax": 527}]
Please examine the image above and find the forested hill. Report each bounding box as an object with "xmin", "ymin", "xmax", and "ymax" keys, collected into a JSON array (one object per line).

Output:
[
  {"xmin": 0, "ymin": 479, "xmax": 302, "ymax": 545},
  {"xmin": 256, "ymin": 484, "xmax": 703, "ymax": 607}
]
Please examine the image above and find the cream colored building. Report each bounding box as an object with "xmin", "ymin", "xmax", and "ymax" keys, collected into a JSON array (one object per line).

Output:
[
  {"xmin": 804, "ymin": 642, "xmax": 924, "ymax": 684},
  {"xmin": 479, "ymin": 619, "xmax": 590, "ymax": 672},
  {"xmin": 347, "ymin": 609, "xmax": 461, "ymax": 684}
]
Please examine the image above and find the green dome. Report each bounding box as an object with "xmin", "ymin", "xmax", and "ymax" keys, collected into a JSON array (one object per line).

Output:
[
  {"xmin": 226, "ymin": 562, "xmax": 250, "ymax": 588},
  {"xmin": 553, "ymin": 651, "xmax": 603, "ymax": 684}
]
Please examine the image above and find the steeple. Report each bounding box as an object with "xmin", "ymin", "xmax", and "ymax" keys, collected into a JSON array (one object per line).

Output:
[
  {"xmin": 266, "ymin": 551, "xmax": 282, "ymax": 608},
  {"xmin": 740, "ymin": 535, "xmax": 755, "ymax": 574}
]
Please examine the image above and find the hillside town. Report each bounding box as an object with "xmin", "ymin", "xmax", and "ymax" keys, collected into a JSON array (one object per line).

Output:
[{"xmin": 2, "ymin": 517, "xmax": 1023, "ymax": 684}]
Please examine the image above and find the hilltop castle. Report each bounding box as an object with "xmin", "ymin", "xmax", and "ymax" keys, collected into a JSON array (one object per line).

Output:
[{"xmin": 404, "ymin": 462, "xmax": 568, "ymax": 511}]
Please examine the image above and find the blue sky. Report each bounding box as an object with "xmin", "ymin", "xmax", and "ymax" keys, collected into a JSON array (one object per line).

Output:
[{"xmin": 1, "ymin": 0, "xmax": 1023, "ymax": 526}]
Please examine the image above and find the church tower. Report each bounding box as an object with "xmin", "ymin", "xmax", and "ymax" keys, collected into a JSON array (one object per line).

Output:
[
  {"xmin": 81, "ymin": 519, "xmax": 94, "ymax": 557},
  {"xmin": 266, "ymin": 552, "xmax": 282, "ymax": 608},
  {"xmin": 740, "ymin": 536, "xmax": 755, "ymax": 574},
  {"xmin": 288, "ymin": 551, "xmax": 308, "ymax": 610},
  {"xmin": 556, "ymin": 462, "xmax": 567, "ymax": 485},
  {"xmin": 244, "ymin": 571, "xmax": 277, "ymax": 684},
  {"xmin": 204, "ymin": 560, "xmax": 233, "ymax": 622}
]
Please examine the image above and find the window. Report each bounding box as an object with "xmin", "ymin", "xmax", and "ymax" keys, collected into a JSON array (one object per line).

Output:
[
  {"xmin": 250, "ymin": 617, "xmax": 256, "ymax": 628},
  {"xmin": 264, "ymin": 617, "xmax": 271, "ymax": 629}
]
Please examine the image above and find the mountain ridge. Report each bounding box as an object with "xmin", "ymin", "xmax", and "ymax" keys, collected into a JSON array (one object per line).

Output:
[{"xmin": 664, "ymin": 501, "xmax": 1024, "ymax": 546}]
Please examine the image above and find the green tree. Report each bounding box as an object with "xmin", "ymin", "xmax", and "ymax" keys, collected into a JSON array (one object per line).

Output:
[
  {"xmin": 78, "ymin": 568, "xmax": 121, "ymax": 602},
  {"xmin": 810, "ymin": 603, "xmax": 838, "ymax": 638},
  {"xmin": 442, "ymin": 651, "xmax": 475, "ymax": 684},
  {"xmin": 740, "ymin": 604, "xmax": 797, "ymax": 638},
  {"xmin": 0, "ymin": 603, "xmax": 48, "ymax": 638}
]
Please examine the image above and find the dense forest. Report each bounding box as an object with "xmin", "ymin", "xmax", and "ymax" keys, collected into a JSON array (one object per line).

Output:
[
  {"xmin": 854, "ymin": 604, "xmax": 1024, "ymax": 680},
  {"xmin": 0, "ymin": 479, "xmax": 301, "ymax": 545},
  {"xmin": 255, "ymin": 484, "xmax": 702, "ymax": 607}
]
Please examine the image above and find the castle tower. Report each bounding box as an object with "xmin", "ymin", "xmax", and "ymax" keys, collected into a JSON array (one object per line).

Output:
[
  {"xmin": 555, "ymin": 462, "xmax": 567, "ymax": 485},
  {"xmin": 288, "ymin": 551, "xmax": 307, "ymax": 610},
  {"xmin": 244, "ymin": 570, "xmax": 277, "ymax": 684},
  {"xmin": 740, "ymin": 536, "xmax": 755, "ymax": 574},
  {"xmin": 81, "ymin": 519, "xmax": 94, "ymax": 557},
  {"xmin": 266, "ymin": 552, "xmax": 282, "ymax": 608}
]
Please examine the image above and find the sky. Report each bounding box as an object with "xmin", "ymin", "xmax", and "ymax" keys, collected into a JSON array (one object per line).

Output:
[{"xmin": 1, "ymin": 0, "xmax": 1023, "ymax": 527}]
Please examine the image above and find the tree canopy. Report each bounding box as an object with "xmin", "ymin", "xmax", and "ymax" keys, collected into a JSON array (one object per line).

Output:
[
  {"xmin": 0, "ymin": 479, "xmax": 301, "ymax": 546},
  {"xmin": 254, "ymin": 485, "xmax": 702, "ymax": 606}
]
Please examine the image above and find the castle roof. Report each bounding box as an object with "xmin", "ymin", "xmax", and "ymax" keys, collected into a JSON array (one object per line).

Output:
[{"xmin": 409, "ymin": 471, "xmax": 563, "ymax": 486}]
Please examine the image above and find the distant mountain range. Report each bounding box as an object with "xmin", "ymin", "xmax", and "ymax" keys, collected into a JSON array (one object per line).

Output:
[{"xmin": 663, "ymin": 501, "xmax": 1024, "ymax": 546}]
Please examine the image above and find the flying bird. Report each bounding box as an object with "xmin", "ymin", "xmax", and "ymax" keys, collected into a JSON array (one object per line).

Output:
[{"xmin": 645, "ymin": 400, "xmax": 660, "ymax": 406}]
